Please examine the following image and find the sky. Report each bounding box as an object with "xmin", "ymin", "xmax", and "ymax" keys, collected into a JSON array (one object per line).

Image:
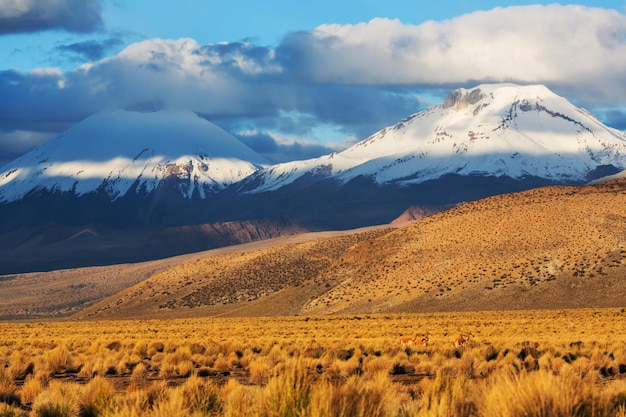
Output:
[{"xmin": 1, "ymin": 1, "xmax": 626, "ymax": 167}]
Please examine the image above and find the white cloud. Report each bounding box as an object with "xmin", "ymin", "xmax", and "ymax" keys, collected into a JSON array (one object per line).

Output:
[
  {"xmin": 6, "ymin": 5, "xmax": 626, "ymax": 124},
  {"xmin": 284, "ymin": 5, "xmax": 626, "ymax": 95},
  {"xmin": 27, "ymin": 67, "xmax": 63, "ymax": 77},
  {"xmin": 69, "ymin": 38, "xmax": 281, "ymax": 114},
  {"xmin": 1, "ymin": 5, "xmax": 626, "ymax": 166}
]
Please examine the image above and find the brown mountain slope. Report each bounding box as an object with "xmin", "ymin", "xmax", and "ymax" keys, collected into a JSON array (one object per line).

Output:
[
  {"xmin": 306, "ymin": 180, "xmax": 626, "ymax": 314},
  {"xmin": 74, "ymin": 180, "xmax": 626, "ymax": 320},
  {"xmin": 75, "ymin": 227, "xmax": 395, "ymax": 319},
  {"xmin": 0, "ymin": 227, "xmax": 382, "ymax": 320}
]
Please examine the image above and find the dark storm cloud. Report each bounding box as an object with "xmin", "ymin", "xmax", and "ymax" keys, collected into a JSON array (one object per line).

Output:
[
  {"xmin": 275, "ymin": 84, "xmax": 425, "ymax": 138},
  {"xmin": 0, "ymin": 68, "xmax": 97, "ymax": 132},
  {"xmin": 0, "ymin": 129, "xmax": 56, "ymax": 168},
  {"xmin": 55, "ymin": 38, "xmax": 125, "ymax": 62},
  {"xmin": 270, "ymin": 140, "xmax": 338, "ymax": 163},
  {"xmin": 600, "ymin": 109, "xmax": 626, "ymax": 130},
  {"xmin": 234, "ymin": 131, "xmax": 340, "ymax": 164},
  {"xmin": 236, "ymin": 132, "xmax": 279, "ymax": 154},
  {"xmin": 0, "ymin": 0, "xmax": 104, "ymax": 35}
]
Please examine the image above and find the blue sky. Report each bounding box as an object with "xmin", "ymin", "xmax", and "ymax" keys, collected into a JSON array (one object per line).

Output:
[{"xmin": 1, "ymin": 1, "xmax": 626, "ymax": 166}]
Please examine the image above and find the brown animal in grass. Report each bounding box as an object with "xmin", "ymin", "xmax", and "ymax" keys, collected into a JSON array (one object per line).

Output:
[
  {"xmin": 451, "ymin": 332, "xmax": 473, "ymax": 347},
  {"xmin": 401, "ymin": 332, "xmax": 430, "ymax": 347}
]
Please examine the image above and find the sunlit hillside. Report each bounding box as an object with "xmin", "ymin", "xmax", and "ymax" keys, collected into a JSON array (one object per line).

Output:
[
  {"xmin": 305, "ymin": 180, "xmax": 626, "ymax": 314},
  {"xmin": 71, "ymin": 180, "xmax": 626, "ymax": 320}
]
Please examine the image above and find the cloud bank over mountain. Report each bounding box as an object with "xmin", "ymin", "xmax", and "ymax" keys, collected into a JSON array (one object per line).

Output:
[
  {"xmin": 283, "ymin": 6, "xmax": 626, "ymax": 86},
  {"xmin": 0, "ymin": 4, "xmax": 625, "ymax": 166}
]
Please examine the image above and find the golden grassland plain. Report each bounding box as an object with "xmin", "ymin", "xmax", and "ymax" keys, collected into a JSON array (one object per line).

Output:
[{"xmin": 1, "ymin": 309, "xmax": 626, "ymax": 416}]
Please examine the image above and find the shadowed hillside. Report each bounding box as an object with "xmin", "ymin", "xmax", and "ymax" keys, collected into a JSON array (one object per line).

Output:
[
  {"xmin": 70, "ymin": 180, "xmax": 626, "ymax": 320},
  {"xmin": 0, "ymin": 217, "xmax": 309, "ymax": 274}
]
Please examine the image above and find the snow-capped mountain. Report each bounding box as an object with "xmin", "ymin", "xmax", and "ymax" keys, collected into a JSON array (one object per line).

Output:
[
  {"xmin": 0, "ymin": 108, "xmax": 269, "ymax": 203},
  {"xmin": 241, "ymin": 84, "xmax": 626, "ymax": 193},
  {"xmin": 3, "ymin": 83, "xmax": 626, "ymax": 273}
]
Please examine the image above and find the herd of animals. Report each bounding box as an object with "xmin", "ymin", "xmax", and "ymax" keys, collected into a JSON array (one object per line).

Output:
[{"xmin": 399, "ymin": 332, "xmax": 473, "ymax": 348}]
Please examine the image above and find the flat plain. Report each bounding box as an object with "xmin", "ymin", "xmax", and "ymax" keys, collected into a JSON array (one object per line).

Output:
[{"xmin": 1, "ymin": 310, "xmax": 626, "ymax": 416}]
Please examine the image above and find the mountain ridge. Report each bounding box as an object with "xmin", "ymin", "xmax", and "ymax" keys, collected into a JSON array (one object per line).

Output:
[
  {"xmin": 239, "ymin": 83, "xmax": 626, "ymax": 193},
  {"xmin": 4, "ymin": 83, "xmax": 625, "ymax": 205},
  {"xmin": 1, "ymin": 83, "xmax": 626, "ymax": 273}
]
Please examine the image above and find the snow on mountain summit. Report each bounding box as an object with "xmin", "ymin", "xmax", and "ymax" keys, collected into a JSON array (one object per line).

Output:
[
  {"xmin": 0, "ymin": 109, "xmax": 270, "ymax": 202},
  {"xmin": 243, "ymin": 84, "xmax": 626, "ymax": 192},
  {"xmin": 2, "ymin": 84, "xmax": 625, "ymax": 206}
]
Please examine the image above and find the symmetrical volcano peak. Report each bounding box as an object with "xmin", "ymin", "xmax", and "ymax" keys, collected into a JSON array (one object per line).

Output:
[{"xmin": 0, "ymin": 108, "xmax": 269, "ymax": 203}]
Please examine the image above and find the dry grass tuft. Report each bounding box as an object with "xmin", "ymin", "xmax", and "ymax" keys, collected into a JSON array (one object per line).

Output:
[{"xmin": 31, "ymin": 381, "xmax": 80, "ymax": 417}]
